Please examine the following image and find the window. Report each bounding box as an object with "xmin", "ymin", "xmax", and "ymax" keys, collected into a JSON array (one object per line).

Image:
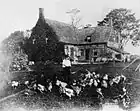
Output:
[
  {"xmin": 85, "ymin": 35, "xmax": 91, "ymax": 42},
  {"xmin": 94, "ymin": 51, "xmax": 98, "ymax": 56},
  {"xmin": 70, "ymin": 47, "xmax": 74, "ymax": 57},
  {"xmin": 45, "ymin": 38, "xmax": 48, "ymax": 43},
  {"xmin": 64, "ymin": 46, "xmax": 68, "ymax": 55},
  {"xmin": 80, "ymin": 49, "xmax": 84, "ymax": 56},
  {"xmin": 85, "ymin": 48, "xmax": 90, "ymax": 60},
  {"xmin": 115, "ymin": 54, "xmax": 121, "ymax": 59},
  {"xmin": 33, "ymin": 39, "xmax": 36, "ymax": 44}
]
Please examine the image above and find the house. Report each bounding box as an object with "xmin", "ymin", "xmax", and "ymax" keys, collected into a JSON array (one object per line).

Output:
[
  {"xmin": 64, "ymin": 26, "xmax": 130, "ymax": 63},
  {"xmin": 31, "ymin": 8, "xmax": 129, "ymax": 64}
]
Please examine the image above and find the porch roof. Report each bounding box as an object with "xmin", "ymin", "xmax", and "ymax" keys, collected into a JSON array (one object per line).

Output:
[
  {"xmin": 60, "ymin": 41, "xmax": 107, "ymax": 46},
  {"xmin": 107, "ymin": 46, "xmax": 130, "ymax": 54}
]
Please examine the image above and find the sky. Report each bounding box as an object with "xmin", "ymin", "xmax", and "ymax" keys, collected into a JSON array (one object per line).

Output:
[{"xmin": 0, "ymin": 0, "xmax": 140, "ymax": 55}]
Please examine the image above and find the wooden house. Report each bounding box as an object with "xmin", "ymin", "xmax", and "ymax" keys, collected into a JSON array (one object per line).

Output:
[
  {"xmin": 64, "ymin": 25, "xmax": 130, "ymax": 64},
  {"xmin": 31, "ymin": 8, "xmax": 129, "ymax": 64}
]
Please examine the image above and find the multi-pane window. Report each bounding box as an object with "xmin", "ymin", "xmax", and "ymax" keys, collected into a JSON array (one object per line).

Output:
[
  {"xmin": 80, "ymin": 49, "xmax": 85, "ymax": 56},
  {"xmin": 78, "ymin": 48, "xmax": 84, "ymax": 56}
]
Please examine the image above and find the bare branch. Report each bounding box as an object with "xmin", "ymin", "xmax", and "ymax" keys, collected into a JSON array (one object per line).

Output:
[{"xmin": 66, "ymin": 8, "xmax": 82, "ymax": 44}]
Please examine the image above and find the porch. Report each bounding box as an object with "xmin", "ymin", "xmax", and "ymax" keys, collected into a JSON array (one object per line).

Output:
[{"xmin": 64, "ymin": 42, "xmax": 108, "ymax": 64}]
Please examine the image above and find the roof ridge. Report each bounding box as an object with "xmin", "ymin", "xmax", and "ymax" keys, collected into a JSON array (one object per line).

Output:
[{"xmin": 45, "ymin": 18, "xmax": 72, "ymax": 27}]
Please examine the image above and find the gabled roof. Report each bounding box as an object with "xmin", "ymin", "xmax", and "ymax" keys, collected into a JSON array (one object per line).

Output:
[
  {"xmin": 77, "ymin": 26, "xmax": 119, "ymax": 45},
  {"xmin": 44, "ymin": 18, "xmax": 81, "ymax": 44},
  {"xmin": 38, "ymin": 8, "xmax": 95, "ymax": 44},
  {"xmin": 44, "ymin": 19, "xmax": 119, "ymax": 44},
  {"xmin": 90, "ymin": 26, "xmax": 118, "ymax": 43},
  {"xmin": 78, "ymin": 27, "xmax": 95, "ymax": 42},
  {"xmin": 38, "ymin": 8, "xmax": 119, "ymax": 45}
]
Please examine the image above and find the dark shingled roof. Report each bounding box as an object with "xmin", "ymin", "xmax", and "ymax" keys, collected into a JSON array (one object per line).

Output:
[
  {"xmin": 77, "ymin": 26, "xmax": 119, "ymax": 44},
  {"xmin": 44, "ymin": 18, "xmax": 81, "ymax": 44},
  {"xmin": 44, "ymin": 18, "xmax": 119, "ymax": 44},
  {"xmin": 107, "ymin": 46, "xmax": 130, "ymax": 54},
  {"xmin": 90, "ymin": 26, "xmax": 118, "ymax": 43},
  {"xmin": 40, "ymin": 8, "xmax": 119, "ymax": 44}
]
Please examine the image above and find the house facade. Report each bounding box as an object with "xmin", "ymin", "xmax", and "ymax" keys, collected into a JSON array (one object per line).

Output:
[
  {"xmin": 31, "ymin": 8, "xmax": 129, "ymax": 64},
  {"xmin": 63, "ymin": 26, "xmax": 129, "ymax": 64}
]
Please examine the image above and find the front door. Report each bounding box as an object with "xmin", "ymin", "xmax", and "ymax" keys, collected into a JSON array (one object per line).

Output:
[{"xmin": 85, "ymin": 48, "xmax": 90, "ymax": 60}]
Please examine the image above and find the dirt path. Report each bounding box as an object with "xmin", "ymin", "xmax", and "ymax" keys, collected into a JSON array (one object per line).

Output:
[{"xmin": 0, "ymin": 89, "xmax": 26, "ymax": 103}]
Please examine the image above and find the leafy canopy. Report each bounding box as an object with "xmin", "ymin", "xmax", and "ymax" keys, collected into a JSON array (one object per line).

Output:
[
  {"xmin": 1, "ymin": 31, "xmax": 29, "ymax": 71},
  {"xmin": 97, "ymin": 8, "xmax": 140, "ymax": 47}
]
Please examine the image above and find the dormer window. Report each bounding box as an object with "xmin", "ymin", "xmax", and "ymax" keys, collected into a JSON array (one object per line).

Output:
[
  {"xmin": 33, "ymin": 39, "xmax": 36, "ymax": 44},
  {"xmin": 46, "ymin": 38, "xmax": 48, "ymax": 43},
  {"xmin": 85, "ymin": 35, "xmax": 91, "ymax": 42},
  {"xmin": 113, "ymin": 37, "xmax": 115, "ymax": 42}
]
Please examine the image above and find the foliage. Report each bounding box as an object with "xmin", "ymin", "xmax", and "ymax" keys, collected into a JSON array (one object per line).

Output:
[
  {"xmin": 13, "ymin": 69, "xmax": 130, "ymax": 109},
  {"xmin": 2, "ymin": 31, "xmax": 24, "ymax": 54},
  {"xmin": 97, "ymin": 8, "xmax": 140, "ymax": 48},
  {"xmin": 1, "ymin": 31, "xmax": 29, "ymax": 71},
  {"xmin": 23, "ymin": 18, "xmax": 64, "ymax": 64},
  {"xmin": 9, "ymin": 50, "xmax": 28, "ymax": 71}
]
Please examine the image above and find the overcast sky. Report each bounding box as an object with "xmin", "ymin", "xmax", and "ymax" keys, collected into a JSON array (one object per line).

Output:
[{"xmin": 0, "ymin": 0, "xmax": 140, "ymax": 54}]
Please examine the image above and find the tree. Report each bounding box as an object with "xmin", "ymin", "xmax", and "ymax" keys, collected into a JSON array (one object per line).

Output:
[
  {"xmin": 66, "ymin": 8, "xmax": 82, "ymax": 43},
  {"xmin": 1, "ymin": 31, "xmax": 29, "ymax": 71},
  {"xmin": 97, "ymin": 8, "xmax": 140, "ymax": 48}
]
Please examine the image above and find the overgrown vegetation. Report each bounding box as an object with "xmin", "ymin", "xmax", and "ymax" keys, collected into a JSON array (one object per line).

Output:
[
  {"xmin": 23, "ymin": 17, "xmax": 64, "ymax": 64},
  {"xmin": 1, "ymin": 31, "xmax": 29, "ymax": 71},
  {"xmin": 1, "ymin": 7, "xmax": 140, "ymax": 111}
]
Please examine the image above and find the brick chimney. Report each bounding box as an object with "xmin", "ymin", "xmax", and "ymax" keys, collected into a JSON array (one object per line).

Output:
[{"xmin": 39, "ymin": 8, "xmax": 44, "ymax": 18}]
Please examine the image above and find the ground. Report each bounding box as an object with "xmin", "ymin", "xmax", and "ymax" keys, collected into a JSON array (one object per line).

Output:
[
  {"xmin": 0, "ymin": 91, "xmax": 103, "ymax": 111},
  {"xmin": 0, "ymin": 61, "xmax": 140, "ymax": 111}
]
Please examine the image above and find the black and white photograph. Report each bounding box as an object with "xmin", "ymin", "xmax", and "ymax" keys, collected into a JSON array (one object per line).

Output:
[{"xmin": 0, "ymin": 0, "xmax": 140, "ymax": 110}]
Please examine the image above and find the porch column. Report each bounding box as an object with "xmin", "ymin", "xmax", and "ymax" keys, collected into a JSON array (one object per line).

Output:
[{"xmin": 89, "ymin": 47, "xmax": 93, "ymax": 63}]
